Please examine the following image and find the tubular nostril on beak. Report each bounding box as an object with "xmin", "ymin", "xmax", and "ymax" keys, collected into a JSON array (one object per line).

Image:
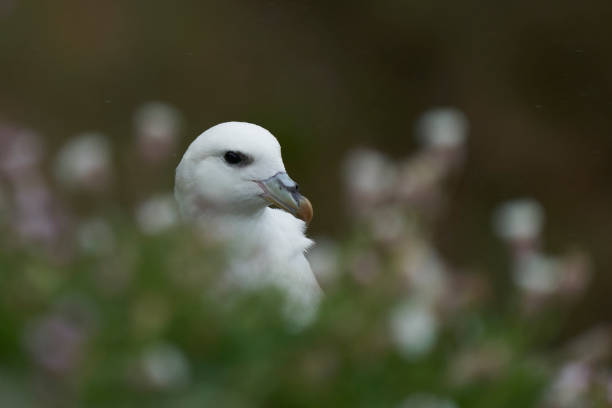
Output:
[
  {"xmin": 286, "ymin": 183, "xmax": 299, "ymax": 194},
  {"xmin": 274, "ymin": 172, "xmax": 299, "ymax": 193}
]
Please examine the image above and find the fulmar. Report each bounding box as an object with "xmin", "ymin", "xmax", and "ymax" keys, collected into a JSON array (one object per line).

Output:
[{"xmin": 175, "ymin": 122, "xmax": 322, "ymax": 324}]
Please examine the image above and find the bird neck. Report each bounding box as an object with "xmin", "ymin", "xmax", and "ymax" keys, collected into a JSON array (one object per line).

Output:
[
  {"xmin": 188, "ymin": 207, "xmax": 311, "ymax": 256},
  {"xmin": 188, "ymin": 206, "xmax": 266, "ymax": 241}
]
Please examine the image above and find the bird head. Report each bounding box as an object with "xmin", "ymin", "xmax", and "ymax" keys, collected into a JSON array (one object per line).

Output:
[{"xmin": 175, "ymin": 122, "xmax": 313, "ymax": 224}]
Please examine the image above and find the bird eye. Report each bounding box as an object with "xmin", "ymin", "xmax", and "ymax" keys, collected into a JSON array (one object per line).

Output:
[{"xmin": 224, "ymin": 151, "xmax": 249, "ymax": 166}]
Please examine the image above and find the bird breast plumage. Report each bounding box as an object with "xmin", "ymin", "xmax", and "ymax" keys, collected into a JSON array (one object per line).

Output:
[{"xmin": 212, "ymin": 207, "xmax": 322, "ymax": 324}]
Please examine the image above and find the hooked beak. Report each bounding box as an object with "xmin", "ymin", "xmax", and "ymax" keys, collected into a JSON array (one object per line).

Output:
[{"xmin": 255, "ymin": 172, "xmax": 313, "ymax": 224}]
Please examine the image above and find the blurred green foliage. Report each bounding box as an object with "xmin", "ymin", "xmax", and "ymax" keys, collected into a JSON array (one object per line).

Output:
[{"xmin": 0, "ymin": 221, "xmax": 560, "ymax": 407}]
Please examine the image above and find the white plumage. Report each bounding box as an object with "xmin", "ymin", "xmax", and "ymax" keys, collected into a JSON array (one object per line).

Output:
[{"xmin": 175, "ymin": 122, "xmax": 321, "ymax": 323}]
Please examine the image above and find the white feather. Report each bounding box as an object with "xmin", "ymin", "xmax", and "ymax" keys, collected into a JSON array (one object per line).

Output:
[{"xmin": 175, "ymin": 122, "xmax": 321, "ymax": 324}]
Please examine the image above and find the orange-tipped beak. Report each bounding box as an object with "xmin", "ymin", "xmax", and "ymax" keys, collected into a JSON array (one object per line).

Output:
[{"xmin": 255, "ymin": 172, "xmax": 314, "ymax": 225}]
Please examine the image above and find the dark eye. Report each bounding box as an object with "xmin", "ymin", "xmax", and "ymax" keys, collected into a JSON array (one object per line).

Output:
[{"xmin": 223, "ymin": 151, "xmax": 250, "ymax": 166}]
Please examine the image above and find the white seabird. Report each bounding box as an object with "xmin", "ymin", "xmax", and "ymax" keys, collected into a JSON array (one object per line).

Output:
[{"xmin": 175, "ymin": 122, "xmax": 322, "ymax": 323}]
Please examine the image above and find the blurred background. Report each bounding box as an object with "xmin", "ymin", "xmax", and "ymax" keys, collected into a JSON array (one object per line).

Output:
[{"xmin": 1, "ymin": 1, "xmax": 612, "ymax": 407}]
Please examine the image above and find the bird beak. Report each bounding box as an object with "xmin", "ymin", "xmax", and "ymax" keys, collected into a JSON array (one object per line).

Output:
[{"xmin": 255, "ymin": 172, "xmax": 313, "ymax": 224}]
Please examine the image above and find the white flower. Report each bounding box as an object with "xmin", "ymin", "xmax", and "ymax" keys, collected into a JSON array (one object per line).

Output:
[
  {"xmin": 0, "ymin": 128, "xmax": 44, "ymax": 182},
  {"xmin": 493, "ymin": 198, "xmax": 545, "ymax": 242},
  {"xmin": 76, "ymin": 217, "xmax": 114, "ymax": 255},
  {"xmin": 396, "ymin": 155, "xmax": 446, "ymax": 203},
  {"xmin": 141, "ymin": 343, "xmax": 190, "ymax": 389},
  {"xmin": 389, "ymin": 299, "xmax": 438, "ymax": 359},
  {"xmin": 564, "ymin": 325, "xmax": 611, "ymax": 364},
  {"xmin": 134, "ymin": 102, "xmax": 181, "ymax": 162},
  {"xmin": 135, "ymin": 193, "xmax": 179, "ymax": 235},
  {"xmin": 343, "ymin": 148, "xmax": 397, "ymax": 211},
  {"xmin": 54, "ymin": 133, "xmax": 112, "ymax": 192},
  {"xmin": 399, "ymin": 241, "xmax": 449, "ymax": 303},
  {"xmin": 545, "ymin": 361, "xmax": 591, "ymax": 408},
  {"xmin": 13, "ymin": 184, "xmax": 59, "ymax": 243},
  {"xmin": 369, "ymin": 206, "xmax": 407, "ymax": 245},
  {"xmin": 415, "ymin": 108, "xmax": 468, "ymax": 149},
  {"xmin": 24, "ymin": 314, "xmax": 86, "ymax": 375},
  {"xmin": 513, "ymin": 253, "xmax": 561, "ymax": 295}
]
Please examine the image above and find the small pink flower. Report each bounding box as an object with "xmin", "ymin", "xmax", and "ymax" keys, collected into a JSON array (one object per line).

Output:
[
  {"xmin": 24, "ymin": 315, "xmax": 86, "ymax": 376},
  {"xmin": 0, "ymin": 126, "xmax": 44, "ymax": 184},
  {"xmin": 342, "ymin": 148, "xmax": 397, "ymax": 216},
  {"xmin": 134, "ymin": 102, "xmax": 182, "ymax": 163},
  {"xmin": 54, "ymin": 133, "xmax": 112, "ymax": 193}
]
